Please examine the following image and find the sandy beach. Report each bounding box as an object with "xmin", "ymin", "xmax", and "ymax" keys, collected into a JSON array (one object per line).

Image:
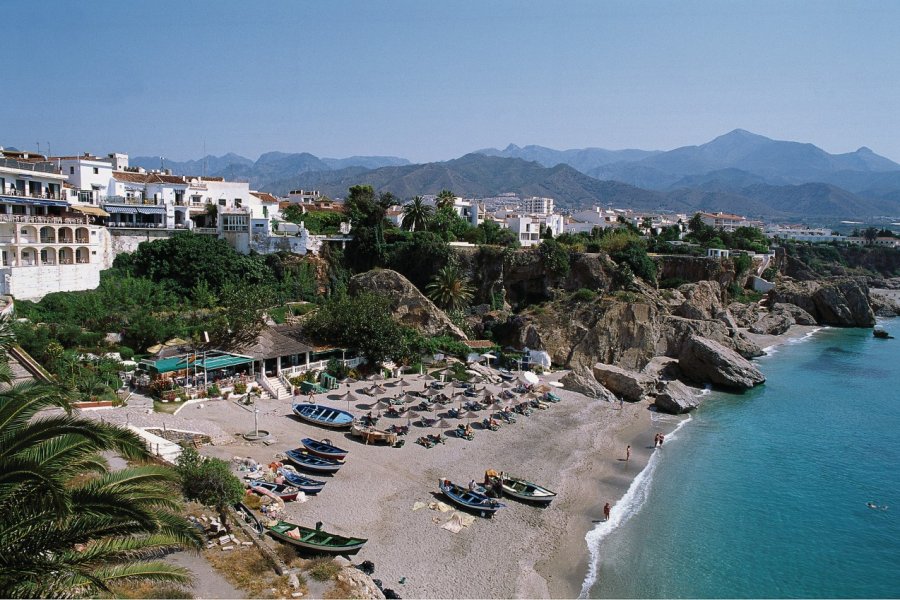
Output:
[
  {"xmin": 137, "ymin": 373, "xmax": 666, "ymax": 599},
  {"xmin": 84, "ymin": 322, "xmax": 820, "ymax": 599}
]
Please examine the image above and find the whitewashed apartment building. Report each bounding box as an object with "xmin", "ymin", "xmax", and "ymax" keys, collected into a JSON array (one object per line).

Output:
[{"xmin": 0, "ymin": 150, "xmax": 110, "ymax": 299}]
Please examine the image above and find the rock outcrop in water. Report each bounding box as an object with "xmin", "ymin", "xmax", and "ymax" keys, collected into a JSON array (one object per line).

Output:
[
  {"xmin": 677, "ymin": 335, "xmax": 766, "ymax": 389},
  {"xmin": 349, "ymin": 269, "xmax": 467, "ymax": 340},
  {"xmin": 768, "ymin": 277, "xmax": 875, "ymax": 327},
  {"xmin": 654, "ymin": 380, "xmax": 702, "ymax": 414}
]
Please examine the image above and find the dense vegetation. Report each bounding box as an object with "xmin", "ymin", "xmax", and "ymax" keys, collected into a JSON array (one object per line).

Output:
[
  {"xmin": 0, "ymin": 317, "xmax": 201, "ymax": 597},
  {"xmin": 15, "ymin": 234, "xmax": 320, "ymax": 364}
]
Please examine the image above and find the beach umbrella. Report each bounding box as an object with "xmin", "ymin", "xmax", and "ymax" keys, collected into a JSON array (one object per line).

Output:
[
  {"xmin": 463, "ymin": 410, "xmax": 480, "ymax": 423},
  {"xmin": 434, "ymin": 418, "xmax": 453, "ymax": 430},
  {"xmin": 418, "ymin": 373, "xmax": 436, "ymax": 382},
  {"xmin": 368, "ymin": 384, "xmax": 388, "ymax": 396},
  {"xmin": 401, "ymin": 393, "xmax": 419, "ymax": 405}
]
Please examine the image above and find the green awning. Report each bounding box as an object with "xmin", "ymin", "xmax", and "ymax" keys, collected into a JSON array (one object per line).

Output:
[
  {"xmin": 199, "ymin": 354, "xmax": 254, "ymax": 370},
  {"xmin": 143, "ymin": 352, "xmax": 253, "ymax": 374}
]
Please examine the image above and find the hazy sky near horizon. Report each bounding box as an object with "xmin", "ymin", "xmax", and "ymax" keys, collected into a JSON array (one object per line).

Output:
[{"xmin": 4, "ymin": 0, "xmax": 899, "ymax": 163}]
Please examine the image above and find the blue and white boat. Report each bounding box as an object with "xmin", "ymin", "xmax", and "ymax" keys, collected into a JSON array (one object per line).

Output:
[
  {"xmin": 438, "ymin": 479, "xmax": 505, "ymax": 518},
  {"xmin": 292, "ymin": 403, "xmax": 354, "ymax": 429},
  {"xmin": 285, "ymin": 448, "xmax": 343, "ymax": 474},
  {"xmin": 301, "ymin": 437, "xmax": 348, "ymax": 460},
  {"xmin": 281, "ymin": 469, "xmax": 327, "ymax": 494}
]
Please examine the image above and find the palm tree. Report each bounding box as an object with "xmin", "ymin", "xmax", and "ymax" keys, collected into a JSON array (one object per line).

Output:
[
  {"xmin": 435, "ymin": 189, "xmax": 456, "ymax": 211},
  {"xmin": 401, "ymin": 196, "xmax": 433, "ymax": 231},
  {"xmin": 863, "ymin": 226, "xmax": 879, "ymax": 245},
  {"xmin": 0, "ymin": 317, "xmax": 201, "ymax": 598},
  {"xmin": 426, "ymin": 265, "xmax": 474, "ymax": 312}
]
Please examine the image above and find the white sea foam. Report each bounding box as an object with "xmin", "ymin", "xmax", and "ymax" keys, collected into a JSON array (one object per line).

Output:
[{"xmin": 579, "ymin": 415, "xmax": 692, "ymax": 597}]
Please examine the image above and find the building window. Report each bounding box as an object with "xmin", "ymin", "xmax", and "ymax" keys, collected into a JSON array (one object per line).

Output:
[
  {"xmin": 234, "ymin": 198, "xmax": 242, "ymax": 208},
  {"xmin": 93, "ymin": 167, "xmax": 99, "ymax": 175},
  {"xmin": 69, "ymin": 166, "xmax": 75, "ymax": 174},
  {"xmin": 222, "ymin": 215, "xmax": 248, "ymax": 232},
  {"xmin": 218, "ymin": 199, "xmax": 226, "ymax": 207}
]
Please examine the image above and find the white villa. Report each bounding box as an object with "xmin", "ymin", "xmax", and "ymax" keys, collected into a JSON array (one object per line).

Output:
[{"xmin": 0, "ymin": 150, "xmax": 111, "ymax": 299}]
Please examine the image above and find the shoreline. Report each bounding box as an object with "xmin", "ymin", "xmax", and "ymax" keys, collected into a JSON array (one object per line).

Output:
[
  {"xmin": 551, "ymin": 322, "xmax": 826, "ymax": 599},
  {"xmin": 84, "ymin": 323, "xmax": 832, "ymax": 599}
]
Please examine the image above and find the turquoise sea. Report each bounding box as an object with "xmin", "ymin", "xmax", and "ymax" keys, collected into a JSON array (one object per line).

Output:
[{"xmin": 582, "ymin": 320, "xmax": 900, "ymax": 598}]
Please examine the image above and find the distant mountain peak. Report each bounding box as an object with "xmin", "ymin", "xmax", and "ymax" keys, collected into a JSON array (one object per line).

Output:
[
  {"xmin": 856, "ymin": 146, "xmax": 874, "ymax": 154},
  {"xmin": 503, "ymin": 143, "xmax": 521, "ymax": 152}
]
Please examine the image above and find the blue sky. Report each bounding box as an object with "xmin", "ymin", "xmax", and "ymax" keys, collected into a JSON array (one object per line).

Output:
[{"xmin": 3, "ymin": 1, "xmax": 899, "ymax": 163}]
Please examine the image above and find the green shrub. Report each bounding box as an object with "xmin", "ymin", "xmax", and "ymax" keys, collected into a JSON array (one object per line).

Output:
[
  {"xmin": 306, "ymin": 558, "xmax": 341, "ymax": 582},
  {"xmin": 117, "ymin": 345, "xmax": 135, "ymax": 360},
  {"xmin": 571, "ymin": 288, "xmax": 597, "ymax": 302}
]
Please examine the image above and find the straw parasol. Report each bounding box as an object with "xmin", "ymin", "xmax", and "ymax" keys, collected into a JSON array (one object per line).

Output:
[
  {"xmin": 462, "ymin": 410, "xmax": 480, "ymax": 423},
  {"xmin": 368, "ymin": 384, "xmax": 388, "ymax": 396},
  {"xmin": 401, "ymin": 393, "xmax": 420, "ymax": 405},
  {"xmin": 406, "ymin": 410, "xmax": 421, "ymax": 426},
  {"xmin": 418, "ymin": 373, "xmax": 437, "ymax": 382},
  {"xmin": 434, "ymin": 418, "xmax": 453, "ymax": 430}
]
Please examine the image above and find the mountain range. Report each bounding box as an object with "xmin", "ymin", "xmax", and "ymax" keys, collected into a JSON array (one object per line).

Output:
[{"xmin": 133, "ymin": 130, "xmax": 900, "ymax": 220}]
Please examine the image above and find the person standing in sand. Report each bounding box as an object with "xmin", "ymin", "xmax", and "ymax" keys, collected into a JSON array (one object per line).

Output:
[
  {"xmin": 625, "ymin": 445, "xmax": 631, "ymax": 461},
  {"xmin": 603, "ymin": 502, "xmax": 611, "ymax": 521}
]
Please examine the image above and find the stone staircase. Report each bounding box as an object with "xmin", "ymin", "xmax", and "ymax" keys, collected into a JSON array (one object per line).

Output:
[{"xmin": 264, "ymin": 375, "xmax": 292, "ymax": 401}]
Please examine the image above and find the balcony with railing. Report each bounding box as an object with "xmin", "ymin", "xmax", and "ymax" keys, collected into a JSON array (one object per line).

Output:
[
  {"xmin": 0, "ymin": 213, "xmax": 89, "ymax": 225},
  {"xmin": 1, "ymin": 187, "xmax": 63, "ymax": 201},
  {"xmin": 101, "ymin": 195, "xmax": 163, "ymax": 206},
  {"xmin": 0, "ymin": 158, "xmax": 60, "ymax": 174}
]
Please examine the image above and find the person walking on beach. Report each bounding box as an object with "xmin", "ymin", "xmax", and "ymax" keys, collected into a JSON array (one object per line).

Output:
[
  {"xmin": 658, "ymin": 433, "xmax": 665, "ymax": 447},
  {"xmin": 603, "ymin": 502, "xmax": 611, "ymax": 521},
  {"xmin": 625, "ymin": 445, "xmax": 631, "ymax": 461}
]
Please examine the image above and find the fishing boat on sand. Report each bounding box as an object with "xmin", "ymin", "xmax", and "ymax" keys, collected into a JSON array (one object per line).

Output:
[
  {"xmin": 500, "ymin": 475, "xmax": 557, "ymax": 505},
  {"xmin": 285, "ymin": 448, "xmax": 343, "ymax": 474},
  {"xmin": 280, "ymin": 469, "xmax": 327, "ymax": 494},
  {"xmin": 301, "ymin": 437, "xmax": 348, "ymax": 460},
  {"xmin": 266, "ymin": 520, "xmax": 367, "ymax": 555},
  {"xmin": 233, "ymin": 502, "xmax": 264, "ymax": 534},
  {"xmin": 292, "ymin": 403, "xmax": 354, "ymax": 429},
  {"xmin": 438, "ymin": 479, "xmax": 505, "ymax": 518},
  {"xmin": 248, "ymin": 480, "xmax": 301, "ymax": 502}
]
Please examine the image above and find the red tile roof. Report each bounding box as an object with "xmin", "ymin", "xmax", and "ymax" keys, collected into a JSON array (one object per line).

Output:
[{"xmin": 251, "ymin": 191, "xmax": 280, "ymax": 203}]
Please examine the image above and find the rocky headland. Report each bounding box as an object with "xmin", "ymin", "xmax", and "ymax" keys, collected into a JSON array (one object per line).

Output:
[{"xmin": 354, "ymin": 250, "xmax": 883, "ymax": 416}]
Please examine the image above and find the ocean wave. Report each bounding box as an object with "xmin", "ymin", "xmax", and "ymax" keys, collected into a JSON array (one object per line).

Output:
[{"xmin": 579, "ymin": 415, "xmax": 692, "ymax": 597}]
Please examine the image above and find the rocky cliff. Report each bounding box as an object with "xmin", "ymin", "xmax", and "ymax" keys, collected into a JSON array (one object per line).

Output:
[
  {"xmin": 348, "ymin": 269, "xmax": 468, "ymax": 339},
  {"xmin": 767, "ymin": 277, "xmax": 876, "ymax": 327}
]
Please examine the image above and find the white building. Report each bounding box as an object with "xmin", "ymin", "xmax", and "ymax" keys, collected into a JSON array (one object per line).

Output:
[
  {"xmin": 765, "ymin": 225, "xmax": 843, "ymax": 243},
  {"xmin": 0, "ymin": 151, "xmax": 110, "ymax": 300},
  {"xmin": 700, "ymin": 212, "xmax": 752, "ymax": 232},
  {"xmin": 505, "ymin": 214, "xmax": 565, "ymax": 247},
  {"xmin": 521, "ymin": 196, "xmax": 554, "ymax": 215},
  {"xmin": 285, "ymin": 189, "xmax": 322, "ymax": 204}
]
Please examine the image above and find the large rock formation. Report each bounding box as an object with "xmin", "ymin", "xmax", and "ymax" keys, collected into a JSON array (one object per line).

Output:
[
  {"xmin": 674, "ymin": 281, "xmax": 725, "ymax": 321},
  {"xmin": 870, "ymin": 289, "xmax": 900, "ymax": 317},
  {"xmin": 662, "ymin": 316, "xmax": 764, "ymax": 359},
  {"xmin": 504, "ymin": 298, "xmax": 662, "ymax": 372},
  {"xmin": 560, "ymin": 369, "xmax": 618, "ymax": 402},
  {"xmin": 768, "ymin": 277, "xmax": 875, "ymax": 327},
  {"xmin": 728, "ymin": 302, "xmax": 761, "ymax": 329},
  {"xmin": 772, "ymin": 302, "xmax": 817, "ymax": 326},
  {"xmin": 654, "ymin": 380, "xmax": 701, "ymax": 414},
  {"xmin": 592, "ymin": 363, "xmax": 656, "ymax": 402},
  {"xmin": 349, "ymin": 269, "xmax": 467, "ymax": 339},
  {"xmin": 678, "ymin": 335, "xmax": 766, "ymax": 390},
  {"xmin": 750, "ymin": 308, "xmax": 794, "ymax": 336}
]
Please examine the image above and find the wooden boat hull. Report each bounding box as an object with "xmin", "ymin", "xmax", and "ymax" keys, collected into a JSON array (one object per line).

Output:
[
  {"xmin": 266, "ymin": 520, "xmax": 367, "ymax": 556},
  {"xmin": 285, "ymin": 449, "xmax": 343, "ymax": 474},
  {"xmin": 233, "ymin": 502, "xmax": 264, "ymax": 535},
  {"xmin": 292, "ymin": 403, "xmax": 354, "ymax": 429},
  {"xmin": 438, "ymin": 479, "xmax": 505, "ymax": 517},
  {"xmin": 500, "ymin": 477, "xmax": 557, "ymax": 505},
  {"xmin": 281, "ymin": 470, "xmax": 326, "ymax": 495},
  {"xmin": 248, "ymin": 480, "xmax": 300, "ymax": 502},
  {"xmin": 301, "ymin": 437, "xmax": 348, "ymax": 460}
]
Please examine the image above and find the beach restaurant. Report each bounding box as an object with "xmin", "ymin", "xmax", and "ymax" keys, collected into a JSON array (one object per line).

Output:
[
  {"xmin": 238, "ymin": 324, "xmax": 363, "ymax": 378},
  {"xmin": 140, "ymin": 350, "xmax": 255, "ymax": 389}
]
